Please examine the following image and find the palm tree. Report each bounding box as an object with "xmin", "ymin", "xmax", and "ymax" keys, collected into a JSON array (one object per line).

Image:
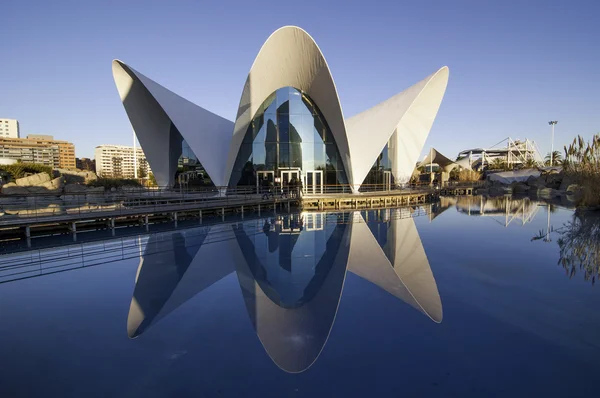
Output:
[
  {"xmin": 523, "ymin": 158, "xmax": 537, "ymax": 169},
  {"xmin": 545, "ymin": 151, "xmax": 563, "ymax": 166},
  {"xmin": 489, "ymin": 157, "xmax": 507, "ymax": 170}
]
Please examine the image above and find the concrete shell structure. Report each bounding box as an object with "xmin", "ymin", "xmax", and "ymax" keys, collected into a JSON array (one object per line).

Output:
[
  {"xmin": 128, "ymin": 210, "xmax": 442, "ymax": 372},
  {"xmin": 112, "ymin": 26, "xmax": 449, "ymax": 192}
]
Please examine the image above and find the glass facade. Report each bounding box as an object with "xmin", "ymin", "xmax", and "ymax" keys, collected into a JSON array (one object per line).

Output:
[
  {"xmin": 360, "ymin": 143, "xmax": 395, "ymax": 191},
  {"xmin": 231, "ymin": 213, "xmax": 350, "ymax": 308},
  {"xmin": 170, "ymin": 122, "xmax": 212, "ymax": 188},
  {"xmin": 229, "ymin": 87, "xmax": 349, "ymax": 192}
]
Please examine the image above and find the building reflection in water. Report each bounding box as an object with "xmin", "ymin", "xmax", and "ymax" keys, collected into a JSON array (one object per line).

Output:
[
  {"xmin": 453, "ymin": 196, "xmax": 540, "ymax": 227},
  {"xmin": 127, "ymin": 208, "xmax": 442, "ymax": 372}
]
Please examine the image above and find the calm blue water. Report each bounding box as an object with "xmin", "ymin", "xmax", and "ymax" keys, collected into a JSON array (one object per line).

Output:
[{"xmin": 0, "ymin": 197, "xmax": 599, "ymax": 398}]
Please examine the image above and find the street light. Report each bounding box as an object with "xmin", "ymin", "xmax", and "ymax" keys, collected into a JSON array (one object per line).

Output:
[{"xmin": 548, "ymin": 121, "xmax": 558, "ymax": 166}]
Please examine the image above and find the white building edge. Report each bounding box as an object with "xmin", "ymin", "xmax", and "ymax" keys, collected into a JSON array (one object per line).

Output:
[{"xmin": 112, "ymin": 26, "xmax": 449, "ymax": 192}]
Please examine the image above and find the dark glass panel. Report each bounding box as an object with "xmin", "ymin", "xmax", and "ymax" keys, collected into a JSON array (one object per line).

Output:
[
  {"xmin": 265, "ymin": 119, "xmax": 277, "ymax": 143},
  {"xmin": 278, "ymin": 114, "xmax": 289, "ymax": 143},
  {"xmin": 290, "ymin": 143, "xmax": 302, "ymax": 168}
]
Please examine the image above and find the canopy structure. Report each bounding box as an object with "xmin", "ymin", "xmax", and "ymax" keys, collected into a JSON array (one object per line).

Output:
[{"xmin": 419, "ymin": 147, "xmax": 458, "ymax": 173}]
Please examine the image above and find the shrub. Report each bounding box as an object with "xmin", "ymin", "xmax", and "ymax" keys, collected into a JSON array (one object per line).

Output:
[{"xmin": 0, "ymin": 163, "xmax": 53, "ymax": 180}]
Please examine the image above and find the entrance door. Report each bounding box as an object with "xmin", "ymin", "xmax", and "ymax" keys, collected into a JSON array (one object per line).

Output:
[
  {"xmin": 257, "ymin": 171, "xmax": 274, "ymax": 194},
  {"xmin": 280, "ymin": 169, "xmax": 301, "ymax": 196},
  {"xmin": 305, "ymin": 170, "xmax": 323, "ymax": 195},
  {"xmin": 383, "ymin": 171, "xmax": 392, "ymax": 191}
]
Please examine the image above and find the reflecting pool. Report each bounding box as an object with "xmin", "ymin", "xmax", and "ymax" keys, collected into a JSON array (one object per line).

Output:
[{"xmin": 1, "ymin": 197, "xmax": 599, "ymax": 397}]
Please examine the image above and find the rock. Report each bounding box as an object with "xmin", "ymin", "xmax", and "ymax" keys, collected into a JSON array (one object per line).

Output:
[
  {"xmin": 15, "ymin": 172, "xmax": 51, "ymax": 187},
  {"xmin": 41, "ymin": 177, "xmax": 65, "ymax": 191},
  {"xmin": 544, "ymin": 173, "xmax": 563, "ymax": 189},
  {"xmin": 489, "ymin": 186, "xmax": 512, "ymax": 196},
  {"xmin": 527, "ymin": 176, "xmax": 546, "ymax": 189},
  {"xmin": 55, "ymin": 169, "xmax": 97, "ymax": 184},
  {"xmin": 26, "ymin": 186, "xmax": 48, "ymax": 194},
  {"xmin": 513, "ymin": 182, "xmax": 530, "ymax": 194},
  {"xmin": 64, "ymin": 184, "xmax": 89, "ymax": 193},
  {"xmin": 559, "ymin": 175, "xmax": 576, "ymax": 191},
  {"xmin": 1, "ymin": 184, "xmax": 29, "ymax": 195}
]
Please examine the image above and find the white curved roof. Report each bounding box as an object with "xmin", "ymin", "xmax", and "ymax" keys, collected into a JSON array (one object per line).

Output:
[
  {"xmin": 112, "ymin": 60, "xmax": 234, "ymax": 187},
  {"xmin": 224, "ymin": 26, "xmax": 353, "ymax": 187},
  {"xmin": 112, "ymin": 26, "xmax": 449, "ymax": 191},
  {"xmin": 347, "ymin": 212, "xmax": 443, "ymax": 323},
  {"xmin": 345, "ymin": 67, "xmax": 449, "ymax": 187}
]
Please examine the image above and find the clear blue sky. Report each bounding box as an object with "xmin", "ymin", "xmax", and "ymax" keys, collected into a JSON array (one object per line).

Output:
[{"xmin": 2, "ymin": 0, "xmax": 599, "ymax": 159}]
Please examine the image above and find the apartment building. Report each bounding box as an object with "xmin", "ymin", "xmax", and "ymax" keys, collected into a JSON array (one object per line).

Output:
[
  {"xmin": 94, "ymin": 145, "xmax": 150, "ymax": 178},
  {"xmin": 0, "ymin": 119, "xmax": 20, "ymax": 138},
  {"xmin": 0, "ymin": 135, "xmax": 76, "ymax": 168}
]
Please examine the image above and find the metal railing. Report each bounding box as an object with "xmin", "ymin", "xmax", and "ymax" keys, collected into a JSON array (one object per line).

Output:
[
  {"xmin": 0, "ymin": 186, "xmax": 294, "ymax": 226},
  {"xmin": 0, "ymin": 205, "xmax": 434, "ymax": 284}
]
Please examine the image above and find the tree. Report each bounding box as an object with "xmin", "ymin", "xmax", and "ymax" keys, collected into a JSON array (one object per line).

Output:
[
  {"xmin": 523, "ymin": 158, "xmax": 537, "ymax": 169},
  {"xmin": 137, "ymin": 164, "xmax": 147, "ymax": 179},
  {"xmin": 545, "ymin": 151, "xmax": 563, "ymax": 166},
  {"xmin": 488, "ymin": 158, "xmax": 507, "ymax": 170},
  {"xmin": 148, "ymin": 173, "xmax": 157, "ymax": 187}
]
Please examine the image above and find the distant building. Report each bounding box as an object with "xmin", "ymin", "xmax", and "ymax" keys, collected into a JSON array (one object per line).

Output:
[
  {"xmin": 76, "ymin": 157, "xmax": 95, "ymax": 172},
  {"xmin": 0, "ymin": 135, "xmax": 76, "ymax": 169},
  {"xmin": 0, "ymin": 119, "xmax": 20, "ymax": 138},
  {"xmin": 94, "ymin": 145, "xmax": 150, "ymax": 179}
]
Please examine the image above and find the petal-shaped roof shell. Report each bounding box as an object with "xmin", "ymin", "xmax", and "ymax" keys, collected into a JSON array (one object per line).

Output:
[
  {"xmin": 345, "ymin": 67, "xmax": 449, "ymax": 187},
  {"xmin": 225, "ymin": 26, "xmax": 353, "ymax": 187}
]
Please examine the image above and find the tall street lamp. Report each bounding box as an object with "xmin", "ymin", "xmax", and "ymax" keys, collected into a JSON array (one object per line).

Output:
[{"xmin": 548, "ymin": 121, "xmax": 558, "ymax": 166}]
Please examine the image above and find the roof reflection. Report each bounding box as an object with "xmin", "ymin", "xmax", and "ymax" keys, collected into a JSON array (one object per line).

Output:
[{"xmin": 128, "ymin": 208, "xmax": 442, "ymax": 372}]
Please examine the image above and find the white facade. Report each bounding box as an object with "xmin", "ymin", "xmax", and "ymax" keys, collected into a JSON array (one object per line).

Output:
[
  {"xmin": 0, "ymin": 119, "xmax": 20, "ymax": 138},
  {"xmin": 112, "ymin": 26, "xmax": 449, "ymax": 192},
  {"xmin": 94, "ymin": 144, "xmax": 150, "ymax": 179}
]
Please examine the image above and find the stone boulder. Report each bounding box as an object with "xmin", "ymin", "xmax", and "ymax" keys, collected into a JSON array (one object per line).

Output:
[
  {"xmin": 526, "ymin": 176, "xmax": 546, "ymax": 189},
  {"xmin": 64, "ymin": 184, "xmax": 89, "ymax": 193},
  {"xmin": 544, "ymin": 173, "xmax": 563, "ymax": 190},
  {"xmin": 1, "ymin": 182, "xmax": 29, "ymax": 195},
  {"xmin": 54, "ymin": 169, "xmax": 97, "ymax": 184},
  {"xmin": 15, "ymin": 172, "xmax": 51, "ymax": 187},
  {"xmin": 489, "ymin": 186, "xmax": 512, "ymax": 196},
  {"xmin": 41, "ymin": 177, "xmax": 65, "ymax": 192},
  {"xmin": 512, "ymin": 182, "xmax": 530, "ymax": 194}
]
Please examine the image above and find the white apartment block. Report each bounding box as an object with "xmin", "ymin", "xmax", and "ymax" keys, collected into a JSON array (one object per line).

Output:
[
  {"xmin": 94, "ymin": 145, "xmax": 151, "ymax": 179},
  {"xmin": 0, "ymin": 119, "xmax": 20, "ymax": 138}
]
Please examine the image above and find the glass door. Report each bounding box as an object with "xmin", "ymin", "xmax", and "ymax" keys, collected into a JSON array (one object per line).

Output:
[
  {"xmin": 384, "ymin": 171, "xmax": 392, "ymax": 191},
  {"xmin": 280, "ymin": 169, "xmax": 301, "ymax": 196},
  {"xmin": 257, "ymin": 171, "xmax": 274, "ymax": 194},
  {"xmin": 305, "ymin": 170, "xmax": 323, "ymax": 195}
]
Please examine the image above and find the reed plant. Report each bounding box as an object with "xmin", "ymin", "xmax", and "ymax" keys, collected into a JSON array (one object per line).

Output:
[
  {"xmin": 563, "ymin": 134, "xmax": 600, "ymax": 208},
  {"xmin": 456, "ymin": 169, "xmax": 481, "ymax": 182}
]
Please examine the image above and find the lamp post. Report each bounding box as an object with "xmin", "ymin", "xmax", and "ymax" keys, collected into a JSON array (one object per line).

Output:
[{"xmin": 548, "ymin": 121, "xmax": 558, "ymax": 166}]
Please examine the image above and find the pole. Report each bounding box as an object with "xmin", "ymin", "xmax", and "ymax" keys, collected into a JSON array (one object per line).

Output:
[
  {"xmin": 548, "ymin": 121, "xmax": 557, "ymax": 167},
  {"xmin": 550, "ymin": 123, "xmax": 555, "ymax": 166},
  {"xmin": 133, "ymin": 129, "xmax": 138, "ymax": 179},
  {"xmin": 430, "ymin": 147, "xmax": 433, "ymax": 184}
]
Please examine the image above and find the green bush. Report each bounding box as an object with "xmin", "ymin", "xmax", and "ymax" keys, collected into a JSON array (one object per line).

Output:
[
  {"xmin": 87, "ymin": 178, "xmax": 142, "ymax": 189},
  {"xmin": 0, "ymin": 163, "xmax": 53, "ymax": 180}
]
